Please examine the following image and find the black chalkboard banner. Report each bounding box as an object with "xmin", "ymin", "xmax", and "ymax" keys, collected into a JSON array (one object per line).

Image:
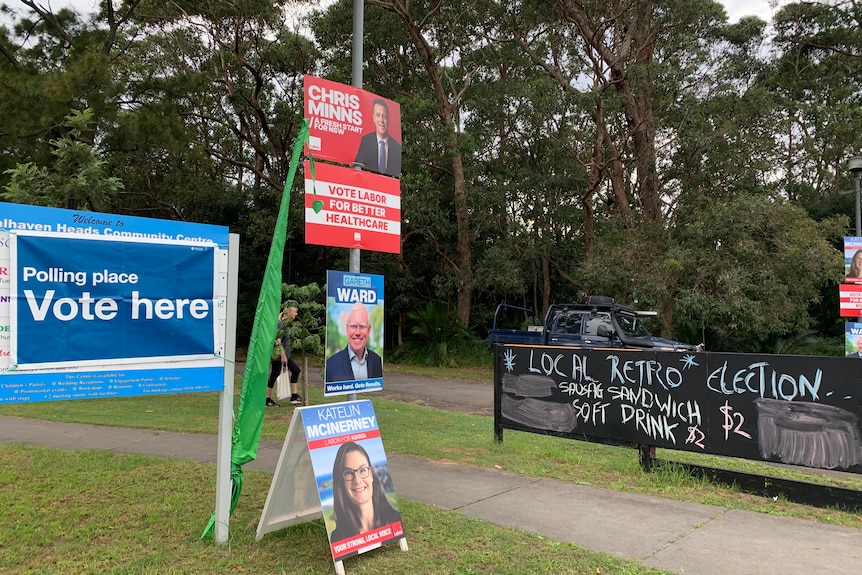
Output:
[{"xmin": 493, "ymin": 345, "xmax": 862, "ymax": 475}]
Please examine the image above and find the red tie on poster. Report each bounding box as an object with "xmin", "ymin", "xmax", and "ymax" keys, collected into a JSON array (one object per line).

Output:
[{"xmin": 304, "ymin": 161, "xmax": 401, "ymax": 254}]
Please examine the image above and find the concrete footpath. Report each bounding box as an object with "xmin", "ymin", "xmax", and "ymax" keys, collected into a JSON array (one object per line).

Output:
[{"xmin": 3, "ymin": 370, "xmax": 862, "ymax": 574}]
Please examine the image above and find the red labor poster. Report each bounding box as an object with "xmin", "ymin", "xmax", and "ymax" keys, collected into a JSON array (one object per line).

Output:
[
  {"xmin": 839, "ymin": 283, "xmax": 862, "ymax": 317},
  {"xmin": 304, "ymin": 161, "xmax": 401, "ymax": 254},
  {"xmin": 303, "ymin": 75, "xmax": 402, "ymax": 178}
]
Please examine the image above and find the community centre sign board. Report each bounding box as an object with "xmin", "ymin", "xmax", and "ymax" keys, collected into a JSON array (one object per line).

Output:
[
  {"xmin": 257, "ymin": 399, "xmax": 406, "ymax": 571},
  {"xmin": 0, "ymin": 202, "xmax": 229, "ymax": 404},
  {"xmin": 494, "ymin": 345, "xmax": 862, "ymax": 475}
]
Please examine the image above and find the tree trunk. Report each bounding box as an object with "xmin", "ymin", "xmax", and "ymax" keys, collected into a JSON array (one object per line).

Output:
[
  {"xmin": 378, "ymin": 0, "xmax": 474, "ymax": 327},
  {"xmin": 452, "ymin": 153, "xmax": 473, "ymax": 327},
  {"xmin": 557, "ymin": 0, "xmax": 662, "ymax": 222}
]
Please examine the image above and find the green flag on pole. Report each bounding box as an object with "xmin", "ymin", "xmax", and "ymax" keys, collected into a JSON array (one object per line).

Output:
[{"xmin": 202, "ymin": 120, "xmax": 310, "ymax": 539}]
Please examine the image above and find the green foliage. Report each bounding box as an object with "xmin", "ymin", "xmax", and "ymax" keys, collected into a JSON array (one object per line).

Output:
[
  {"xmin": 389, "ymin": 301, "xmax": 484, "ymax": 367},
  {"xmin": 774, "ymin": 329, "xmax": 841, "ymax": 357},
  {"xmin": 1, "ymin": 109, "xmax": 123, "ymax": 210},
  {"xmin": 280, "ymin": 282, "xmax": 326, "ymax": 356},
  {"xmin": 673, "ymin": 195, "xmax": 845, "ymax": 352},
  {"xmin": 572, "ymin": 192, "xmax": 845, "ymax": 353}
]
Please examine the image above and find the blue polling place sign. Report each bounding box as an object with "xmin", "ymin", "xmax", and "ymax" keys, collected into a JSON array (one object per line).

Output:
[
  {"xmin": 1, "ymin": 202, "xmax": 230, "ymax": 405},
  {"xmin": 13, "ymin": 234, "xmax": 216, "ymax": 366}
]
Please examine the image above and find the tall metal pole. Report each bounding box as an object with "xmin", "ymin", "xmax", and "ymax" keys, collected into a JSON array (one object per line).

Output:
[
  {"xmin": 348, "ymin": 0, "xmax": 364, "ymax": 401},
  {"xmin": 351, "ymin": 0, "xmax": 363, "ymax": 276},
  {"xmin": 851, "ymin": 156, "xmax": 862, "ymax": 235},
  {"xmin": 848, "ymin": 156, "xmax": 862, "ymax": 325},
  {"xmin": 856, "ymin": 166, "xmax": 861, "ymax": 325},
  {"xmin": 856, "ymin": 169, "xmax": 862, "ymax": 237}
]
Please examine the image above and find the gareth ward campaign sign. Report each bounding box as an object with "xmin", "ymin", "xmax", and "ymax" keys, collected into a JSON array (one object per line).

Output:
[
  {"xmin": 324, "ymin": 271, "xmax": 384, "ymax": 396},
  {"xmin": 1, "ymin": 202, "xmax": 229, "ymax": 405}
]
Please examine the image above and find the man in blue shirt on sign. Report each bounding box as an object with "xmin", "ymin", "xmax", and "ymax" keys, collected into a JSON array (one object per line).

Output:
[{"xmin": 325, "ymin": 302, "xmax": 383, "ymax": 382}]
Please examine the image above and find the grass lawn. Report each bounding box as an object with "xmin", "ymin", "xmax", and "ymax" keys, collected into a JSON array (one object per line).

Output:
[
  {"xmin": 2, "ymin": 367, "xmax": 862, "ymax": 573},
  {"xmin": 1, "ymin": 445, "xmax": 668, "ymax": 575}
]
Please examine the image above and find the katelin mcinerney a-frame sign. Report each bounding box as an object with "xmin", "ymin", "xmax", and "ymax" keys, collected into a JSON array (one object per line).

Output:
[{"xmin": 257, "ymin": 400, "xmax": 407, "ymax": 574}]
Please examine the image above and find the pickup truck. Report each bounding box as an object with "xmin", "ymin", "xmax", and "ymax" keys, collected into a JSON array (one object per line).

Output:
[{"xmin": 488, "ymin": 296, "xmax": 701, "ymax": 352}]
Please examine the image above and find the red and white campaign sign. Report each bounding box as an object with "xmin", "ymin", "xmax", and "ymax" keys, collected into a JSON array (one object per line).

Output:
[
  {"xmin": 304, "ymin": 161, "xmax": 401, "ymax": 254},
  {"xmin": 839, "ymin": 283, "xmax": 862, "ymax": 317},
  {"xmin": 304, "ymin": 75, "xmax": 402, "ymax": 178}
]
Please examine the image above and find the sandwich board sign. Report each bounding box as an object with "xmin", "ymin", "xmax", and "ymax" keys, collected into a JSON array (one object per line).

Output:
[{"xmin": 257, "ymin": 399, "xmax": 407, "ymax": 574}]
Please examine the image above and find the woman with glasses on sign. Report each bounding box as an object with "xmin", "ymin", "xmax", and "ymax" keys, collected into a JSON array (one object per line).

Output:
[
  {"xmin": 325, "ymin": 302, "xmax": 383, "ymax": 382},
  {"xmin": 847, "ymin": 250, "xmax": 862, "ymax": 284},
  {"xmin": 330, "ymin": 441, "xmax": 402, "ymax": 543}
]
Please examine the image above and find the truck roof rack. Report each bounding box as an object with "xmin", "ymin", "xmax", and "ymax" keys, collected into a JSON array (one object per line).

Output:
[{"xmin": 581, "ymin": 295, "xmax": 615, "ymax": 305}]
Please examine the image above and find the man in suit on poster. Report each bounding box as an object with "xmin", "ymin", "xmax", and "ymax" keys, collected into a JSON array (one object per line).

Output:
[
  {"xmin": 354, "ymin": 98, "xmax": 401, "ymax": 177},
  {"xmin": 325, "ymin": 302, "xmax": 383, "ymax": 382}
]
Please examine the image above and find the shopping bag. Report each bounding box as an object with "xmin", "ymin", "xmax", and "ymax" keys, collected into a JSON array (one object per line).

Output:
[{"xmin": 276, "ymin": 369, "xmax": 291, "ymax": 400}]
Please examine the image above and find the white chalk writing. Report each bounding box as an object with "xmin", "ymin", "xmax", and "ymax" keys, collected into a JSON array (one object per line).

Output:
[
  {"xmin": 719, "ymin": 400, "xmax": 751, "ymax": 440},
  {"xmin": 608, "ymin": 355, "xmax": 683, "ymax": 390},
  {"xmin": 685, "ymin": 426, "xmax": 706, "ymax": 449},
  {"xmin": 707, "ymin": 361, "xmax": 821, "ymax": 401}
]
